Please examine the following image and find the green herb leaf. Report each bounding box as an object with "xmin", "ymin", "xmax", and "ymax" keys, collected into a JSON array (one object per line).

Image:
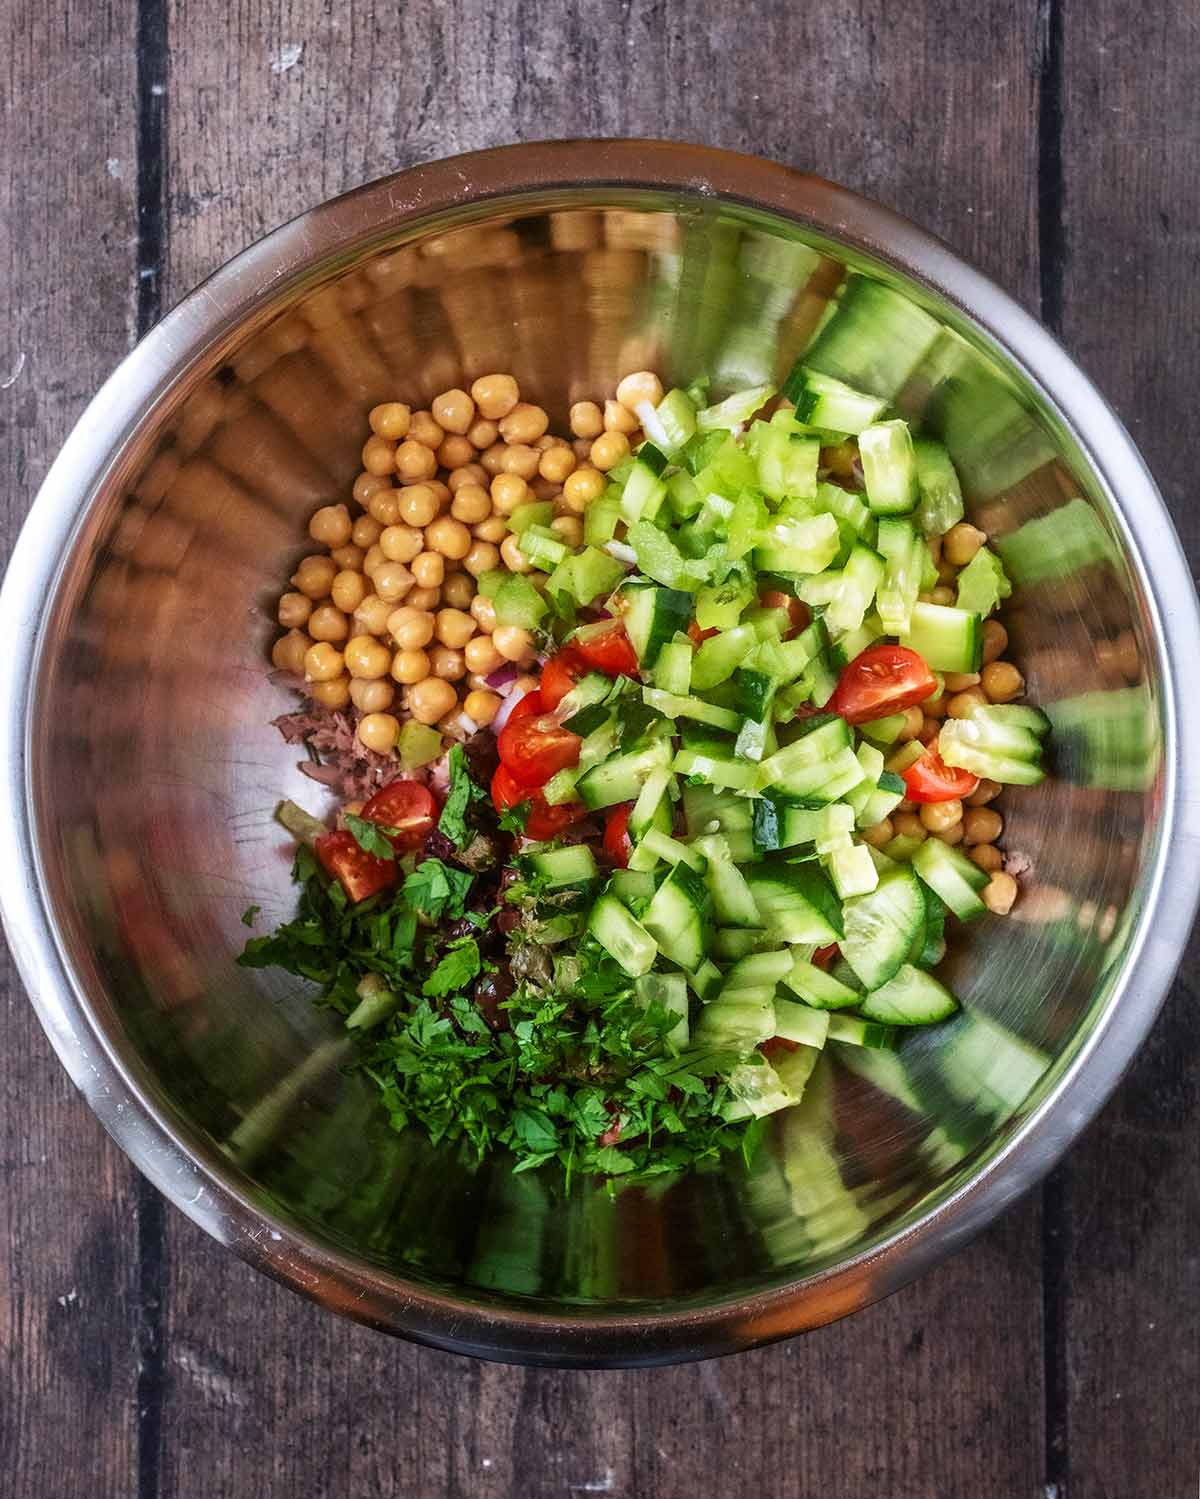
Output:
[
  {"xmin": 345, "ymin": 814, "xmax": 397, "ymax": 861},
  {"xmin": 422, "ymin": 936, "xmax": 482, "ymax": 998},
  {"xmin": 400, "ymin": 859, "xmax": 474, "ymax": 921},
  {"xmin": 240, "ymin": 904, "xmax": 261, "ymax": 927},
  {"xmin": 497, "ymin": 800, "xmax": 531, "ymax": 834},
  {"xmin": 437, "ymin": 745, "xmax": 486, "ymax": 848}
]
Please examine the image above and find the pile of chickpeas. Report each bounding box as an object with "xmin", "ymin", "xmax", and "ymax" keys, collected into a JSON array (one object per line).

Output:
[{"xmin": 270, "ymin": 369, "xmax": 663, "ymax": 752}]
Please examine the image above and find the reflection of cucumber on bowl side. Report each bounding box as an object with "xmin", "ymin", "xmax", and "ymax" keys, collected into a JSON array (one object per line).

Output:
[{"xmin": 243, "ymin": 355, "xmax": 1049, "ymax": 1187}]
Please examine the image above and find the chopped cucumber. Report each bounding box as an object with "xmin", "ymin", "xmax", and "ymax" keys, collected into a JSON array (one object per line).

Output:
[
  {"xmin": 859, "ymin": 964, "xmax": 958, "ymax": 1025},
  {"xmin": 839, "ymin": 865, "xmax": 925, "ymax": 990},
  {"xmin": 643, "ymin": 862, "xmax": 711, "ymax": 970},
  {"xmin": 859, "ymin": 419, "xmax": 919, "ymax": 514},
  {"xmin": 527, "ymin": 845, "xmax": 598, "ymax": 888},
  {"xmin": 902, "ymin": 601, "xmax": 983, "ymax": 674},
  {"xmin": 912, "ymin": 837, "xmax": 989, "ymax": 920},
  {"xmin": 588, "ymin": 895, "xmax": 657, "ymax": 976}
]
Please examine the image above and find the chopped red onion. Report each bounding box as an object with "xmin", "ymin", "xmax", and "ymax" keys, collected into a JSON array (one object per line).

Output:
[
  {"xmin": 604, "ymin": 540, "xmax": 638, "ymax": 565},
  {"xmin": 485, "ymin": 662, "xmax": 521, "ymax": 689},
  {"xmin": 492, "ymin": 686, "xmax": 532, "ymax": 733}
]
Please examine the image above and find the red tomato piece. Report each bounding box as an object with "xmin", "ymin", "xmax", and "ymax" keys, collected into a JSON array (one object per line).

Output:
[
  {"xmin": 504, "ymin": 688, "xmax": 544, "ymax": 725},
  {"xmin": 688, "ymin": 619, "xmax": 720, "ymax": 646},
  {"xmin": 812, "ymin": 944, "xmax": 839, "ymax": 971},
  {"xmin": 828, "ymin": 644, "xmax": 938, "ymax": 725},
  {"xmin": 361, "ymin": 780, "xmax": 440, "ymax": 850},
  {"xmin": 574, "ymin": 622, "xmax": 639, "ymax": 678},
  {"xmin": 498, "ymin": 710, "xmax": 582, "ymax": 789},
  {"xmin": 760, "ymin": 1036, "xmax": 801, "ymax": 1061},
  {"xmin": 759, "ymin": 589, "xmax": 811, "ymax": 638},
  {"xmin": 540, "ymin": 649, "xmax": 586, "ymax": 711},
  {"xmin": 603, "ymin": 802, "xmax": 635, "ymax": 867},
  {"xmin": 902, "ymin": 741, "xmax": 980, "ymax": 803},
  {"xmin": 490, "ymin": 764, "xmax": 588, "ymax": 841},
  {"xmin": 315, "ymin": 830, "xmax": 397, "ymax": 903},
  {"xmin": 597, "ymin": 1113, "xmax": 623, "ymax": 1148}
]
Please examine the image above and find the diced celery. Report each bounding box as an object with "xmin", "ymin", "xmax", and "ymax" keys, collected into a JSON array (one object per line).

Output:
[
  {"xmin": 955, "ymin": 546, "xmax": 1012, "ymax": 617},
  {"xmin": 754, "ymin": 512, "xmax": 841, "ymax": 575},
  {"xmin": 508, "ymin": 501, "xmax": 555, "ymax": 535},
  {"xmin": 696, "ymin": 383, "xmax": 775, "ymax": 432},
  {"xmin": 570, "ymin": 546, "xmax": 626, "ymax": 606},
  {"xmin": 493, "ymin": 572, "xmax": 548, "ymax": 628},
  {"xmin": 914, "ymin": 438, "xmax": 965, "ymax": 536},
  {"xmin": 583, "ymin": 486, "xmax": 622, "ymax": 546}
]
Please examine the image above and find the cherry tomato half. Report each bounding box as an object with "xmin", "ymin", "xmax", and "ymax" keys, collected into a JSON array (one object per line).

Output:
[
  {"xmin": 540, "ymin": 649, "xmax": 586, "ymax": 711},
  {"xmin": 760, "ymin": 1036, "xmax": 801, "ymax": 1061},
  {"xmin": 490, "ymin": 764, "xmax": 588, "ymax": 841},
  {"xmin": 504, "ymin": 688, "xmax": 544, "ymax": 725},
  {"xmin": 759, "ymin": 589, "xmax": 811, "ymax": 638},
  {"xmin": 603, "ymin": 802, "xmax": 635, "ymax": 867},
  {"xmin": 498, "ymin": 710, "xmax": 582, "ymax": 789},
  {"xmin": 315, "ymin": 829, "xmax": 397, "ymax": 903},
  {"xmin": 812, "ymin": 944, "xmax": 839, "ymax": 971},
  {"xmin": 574, "ymin": 622, "xmax": 639, "ymax": 678},
  {"xmin": 902, "ymin": 740, "xmax": 980, "ymax": 804},
  {"xmin": 828, "ymin": 644, "xmax": 937, "ymax": 725},
  {"xmin": 361, "ymin": 779, "xmax": 440, "ymax": 850}
]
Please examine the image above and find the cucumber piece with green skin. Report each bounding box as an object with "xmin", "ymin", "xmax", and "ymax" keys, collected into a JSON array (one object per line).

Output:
[
  {"xmin": 914, "ymin": 438, "xmax": 965, "ymax": 537},
  {"xmin": 747, "ymin": 864, "xmax": 843, "ymax": 945},
  {"xmin": 608, "ymin": 869, "xmax": 656, "ymax": 907},
  {"xmin": 785, "ymin": 959, "xmax": 862, "ymax": 1011},
  {"xmin": 639, "ymin": 827, "xmax": 705, "ymax": 871},
  {"xmin": 722, "ymin": 1058, "xmax": 798, "ymax": 1120},
  {"xmin": 759, "ymin": 745, "xmax": 864, "ymax": 802},
  {"xmin": 859, "ymin": 963, "xmax": 959, "ymax": 1025},
  {"xmin": 882, "ymin": 832, "xmax": 926, "ymax": 863},
  {"xmin": 694, "ymin": 997, "xmax": 776, "ymax": 1053},
  {"xmin": 759, "ymin": 717, "xmax": 852, "ymax": 781},
  {"xmin": 527, "ymin": 845, "xmax": 598, "ymax": 888},
  {"xmin": 938, "ymin": 707, "xmax": 1048, "ymax": 786},
  {"xmin": 520, "ymin": 524, "xmax": 570, "ymax": 571},
  {"xmin": 619, "ymin": 443, "xmax": 669, "ymax": 525},
  {"xmin": 875, "ymin": 516, "xmax": 922, "ymax": 636},
  {"xmin": 901, "ymin": 601, "xmax": 983, "ymax": 674},
  {"xmin": 912, "ymin": 838, "xmax": 989, "ymax": 920},
  {"xmin": 642, "ymin": 686, "xmax": 742, "ymax": 732},
  {"xmin": 635, "ymin": 972, "xmax": 690, "ymax": 1052},
  {"xmin": 826, "ymin": 1014, "xmax": 898, "ymax": 1049},
  {"xmin": 651, "ymin": 636, "xmax": 692, "ymax": 695},
  {"xmin": 916, "ymin": 892, "xmax": 946, "ymax": 968},
  {"xmin": 673, "ymin": 743, "xmax": 761, "ymax": 792},
  {"xmin": 724, "ymin": 949, "xmax": 794, "ymax": 989},
  {"xmin": 827, "ymin": 842, "xmax": 880, "ymax": 899},
  {"xmin": 683, "ymin": 785, "xmax": 756, "ymax": 861},
  {"xmin": 685, "ymin": 958, "xmax": 723, "ymax": 1002},
  {"xmin": 576, "ymin": 739, "xmax": 673, "ymax": 811},
  {"xmin": 828, "ymin": 610, "xmax": 886, "ymax": 670},
  {"xmin": 839, "ymin": 865, "xmax": 926, "ymax": 990},
  {"xmin": 772, "ymin": 998, "xmax": 831, "ymax": 1049},
  {"xmin": 712, "ymin": 928, "xmax": 768, "ymax": 961},
  {"xmin": 588, "ymin": 894, "xmax": 657, "ymax": 977},
  {"xmin": 617, "ymin": 582, "xmax": 692, "ymax": 669},
  {"xmin": 781, "ymin": 367, "xmax": 889, "ymax": 433},
  {"xmin": 628, "ymin": 766, "xmax": 673, "ymax": 839},
  {"xmin": 557, "ymin": 671, "xmax": 616, "ymax": 723},
  {"xmin": 859, "ymin": 420, "xmax": 919, "ymax": 515},
  {"xmin": 754, "ymin": 512, "xmax": 841, "ymax": 575},
  {"xmin": 643, "ymin": 861, "xmax": 711, "ymax": 970},
  {"xmin": 691, "ymin": 833, "xmax": 762, "ymax": 927},
  {"xmin": 691, "ymin": 624, "xmax": 761, "ymax": 689},
  {"xmin": 802, "ymin": 276, "xmax": 942, "ymax": 398}
]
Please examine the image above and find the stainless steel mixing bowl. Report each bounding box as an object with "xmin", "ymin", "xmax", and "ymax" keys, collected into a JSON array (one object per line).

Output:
[{"xmin": 2, "ymin": 141, "xmax": 1198, "ymax": 1367}]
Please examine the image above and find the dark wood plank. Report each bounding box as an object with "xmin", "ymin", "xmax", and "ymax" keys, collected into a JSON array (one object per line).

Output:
[
  {"xmin": 154, "ymin": 5, "xmax": 1049, "ymax": 1499},
  {"xmin": 0, "ymin": 3, "xmax": 142, "ymax": 1497},
  {"xmin": 1055, "ymin": 3, "xmax": 1200, "ymax": 1491}
]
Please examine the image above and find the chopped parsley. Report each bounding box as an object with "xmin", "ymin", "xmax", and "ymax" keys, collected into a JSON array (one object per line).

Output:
[
  {"xmin": 437, "ymin": 745, "xmax": 488, "ymax": 848},
  {"xmin": 344, "ymin": 814, "xmax": 397, "ymax": 861},
  {"xmin": 240, "ymin": 904, "xmax": 261, "ymax": 927}
]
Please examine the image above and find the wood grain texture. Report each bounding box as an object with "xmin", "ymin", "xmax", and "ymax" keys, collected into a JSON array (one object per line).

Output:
[
  {"xmin": 1054, "ymin": 2, "xmax": 1200, "ymax": 1491},
  {"xmin": 153, "ymin": 5, "xmax": 1048, "ymax": 1498},
  {"xmin": 0, "ymin": 4, "xmax": 142, "ymax": 1498}
]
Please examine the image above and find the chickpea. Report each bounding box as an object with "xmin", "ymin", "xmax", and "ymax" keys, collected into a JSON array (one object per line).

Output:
[
  {"xmin": 499, "ymin": 402, "xmax": 549, "ymax": 445},
  {"xmin": 308, "ymin": 503, "xmax": 352, "ymax": 548},
  {"xmin": 291, "ymin": 554, "xmax": 337, "ymax": 600},
  {"xmin": 467, "ymin": 418, "xmax": 499, "ymax": 450},
  {"xmin": 570, "ymin": 400, "xmax": 604, "ymax": 439},
  {"xmin": 388, "ymin": 605, "xmax": 436, "ymax": 650},
  {"xmin": 480, "ymin": 442, "xmax": 508, "ymax": 476},
  {"xmin": 551, "ymin": 514, "xmax": 584, "ymax": 548},
  {"xmin": 352, "ymin": 471, "xmax": 390, "ymax": 507},
  {"xmin": 493, "ymin": 625, "xmax": 534, "ymax": 664},
  {"xmin": 408, "ymin": 410, "xmax": 444, "ymax": 449},
  {"xmin": 397, "ymin": 483, "xmax": 439, "ymax": 528},
  {"xmin": 591, "ymin": 431, "xmax": 630, "ymax": 471},
  {"xmin": 331, "ymin": 570, "xmax": 367, "ymax": 613},
  {"xmin": 369, "ymin": 402, "xmax": 411, "ymax": 440},
  {"xmin": 407, "ymin": 585, "xmax": 441, "ymax": 610},
  {"xmin": 464, "ymin": 633, "xmax": 503, "ymax": 675},
  {"xmin": 432, "ymin": 387, "xmax": 475, "ymax": 435},
  {"xmin": 934, "ymin": 823, "xmax": 965, "ymax": 846},
  {"xmin": 500, "ymin": 443, "xmax": 541, "ymax": 480},
  {"xmin": 920, "ymin": 798, "xmax": 963, "ymax": 832},
  {"xmin": 500, "ymin": 533, "xmax": 532, "ymax": 573},
  {"xmin": 861, "ymin": 818, "xmax": 894, "ymax": 848},
  {"xmin": 407, "ymin": 675, "xmax": 459, "ymax": 725},
  {"xmin": 358, "ymin": 712, "xmax": 401, "ymax": 753},
  {"xmin": 470, "ymin": 373, "xmax": 520, "ymax": 420},
  {"xmin": 368, "ymin": 489, "xmax": 403, "ymax": 528},
  {"xmin": 981, "ymin": 661, "xmax": 1025, "ymax": 703},
  {"xmin": 426, "ymin": 515, "xmax": 472, "ymax": 560},
  {"xmin": 277, "ymin": 591, "xmax": 312, "ymax": 628},
  {"xmin": 603, "ymin": 399, "xmax": 639, "ymax": 435},
  {"xmin": 450, "ymin": 483, "xmax": 492, "ymax": 525},
  {"xmin": 923, "ymin": 692, "xmax": 949, "ymax": 720},
  {"xmin": 352, "ymin": 514, "xmax": 383, "ymax": 549},
  {"xmin": 463, "ymin": 689, "xmax": 501, "ymax": 726},
  {"xmin": 434, "ymin": 607, "xmax": 475, "ymax": 649},
  {"xmin": 429, "ymin": 645, "xmax": 466, "ymax": 681},
  {"xmin": 920, "ymin": 717, "xmax": 943, "ymax": 745},
  {"xmin": 947, "ymin": 687, "xmax": 988, "ymax": 719},
  {"xmin": 448, "ymin": 461, "xmax": 489, "ymax": 492},
  {"xmin": 981, "ymin": 618, "xmax": 1008, "ymax": 664},
  {"xmin": 349, "ymin": 677, "xmax": 395, "ymax": 714},
  {"xmin": 929, "ymin": 586, "xmax": 956, "ymax": 607},
  {"xmin": 304, "ymin": 642, "xmax": 344, "ymax": 681},
  {"xmin": 982, "ymin": 871, "xmax": 1019, "ymax": 915},
  {"xmin": 573, "ymin": 437, "xmax": 595, "ymax": 463},
  {"xmin": 353, "ymin": 595, "xmax": 393, "ymax": 637},
  {"xmin": 943, "ymin": 522, "xmax": 987, "ymax": 567},
  {"xmin": 562, "ymin": 467, "xmax": 605, "ymax": 511},
  {"xmin": 373, "ymin": 562, "xmax": 415, "ymax": 603},
  {"xmin": 344, "ymin": 634, "xmax": 392, "ymax": 679},
  {"xmin": 271, "ymin": 629, "xmax": 311, "ymax": 674},
  {"xmin": 892, "ymin": 811, "xmax": 927, "ymax": 840},
  {"xmin": 895, "ymin": 706, "xmax": 925, "ymax": 742},
  {"xmin": 310, "ymin": 675, "xmax": 351, "ymax": 710},
  {"xmin": 473, "ymin": 515, "xmax": 507, "ymax": 544},
  {"xmin": 969, "ymin": 843, "xmax": 1005, "ymax": 873},
  {"xmin": 330, "ymin": 543, "xmax": 366, "ymax": 572},
  {"xmin": 539, "ymin": 444, "xmax": 577, "ymax": 484},
  {"xmin": 966, "ymin": 778, "xmax": 1002, "ymax": 807},
  {"xmin": 361, "ymin": 434, "xmax": 397, "ymax": 476},
  {"xmin": 470, "ymin": 594, "xmax": 497, "ymax": 633},
  {"xmin": 616, "ymin": 369, "xmax": 664, "ymax": 411},
  {"xmin": 391, "ymin": 648, "xmax": 431, "ymax": 684},
  {"xmin": 395, "ymin": 439, "xmax": 438, "ymax": 483},
  {"xmin": 308, "ymin": 603, "xmax": 349, "ymax": 643},
  {"xmin": 411, "ymin": 551, "xmax": 445, "ymax": 590},
  {"xmin": 963, "ymin": 807, "xmax": 1003, "ymax": 845},
  {"xmin": 943, "ymin": 671, "xmax": 981, "ymax": 692},
  {"xmin": 491, "ymin": 472, "xmax": 530, "ymax": 516},
  {"xmin": 379, "ymin": 524, "xmax": 424, "ymax": 564},
  {"xmin": 437, "ymin": 434, "xmax": 475, "ymax": 470},
  {"xmin": 442, "ymin": 571, "xmax": 476, "ymax": 610},
  {"xmin": 362, "ymin": 544, "xmax": 386, "ymax": 577}
]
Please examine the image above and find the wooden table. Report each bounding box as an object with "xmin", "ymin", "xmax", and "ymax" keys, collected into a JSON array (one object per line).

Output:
[{"xmin": 2, "ymin": 3, "xmax": 1197, "ymax": 1495}]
